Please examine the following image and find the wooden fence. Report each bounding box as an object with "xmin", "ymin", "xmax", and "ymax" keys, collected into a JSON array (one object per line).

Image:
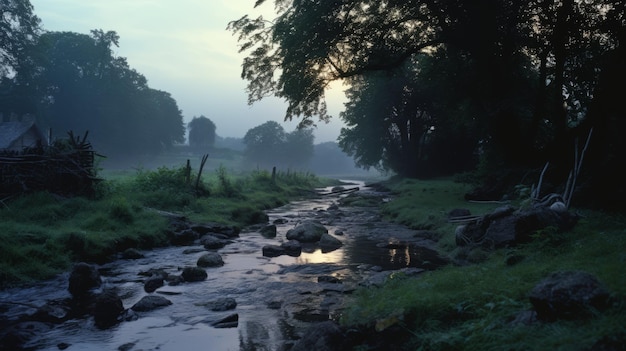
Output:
[{"xmin": 0, "ymin": 131, "xmax": 101, "ymax": 199}]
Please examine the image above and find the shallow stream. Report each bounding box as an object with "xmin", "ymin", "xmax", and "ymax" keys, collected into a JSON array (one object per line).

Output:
[{"xmin": 0, "ymin": 181, "xmax": 446, "ymax": 350}]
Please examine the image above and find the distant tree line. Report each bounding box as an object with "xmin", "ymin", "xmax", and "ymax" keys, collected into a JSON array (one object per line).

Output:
[
  {"xmin": 230, "ymin": 0, "xmax": 626, "ymax": 209},
  {"xmin": 1, "ymin": 1, "xmax": 185, "ymax": 159},
  {"xmin": 242, "ymin": 121, "xmax": 314, "ymax": 170}
]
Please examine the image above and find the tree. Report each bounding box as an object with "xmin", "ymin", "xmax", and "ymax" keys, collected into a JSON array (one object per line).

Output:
[
  {"xmin": 31, "ymin": 30, "xmax": 185, "ymax": 157},
  {"xmin": 231, "ymin": 1, "xmax": 625, "ymax": 187},
  {"xmin": 0, "ymin": 0, "xmax": 40, "ymax": 78},
  {"xmin": 242, "ymin": 121, "xmax": 286, "ymax": 168},
  {"xmin": 0, "ymin": 0, "xmax": 41, "ymax": 116},
  {"xmin": 243, "ymin": 121, "xmax": 315, "ymax": 169},
  {"xmin": 187, "ymin": 115, "xmax": 217, "ymax": 150},
  {"xmin": 284, "ymin": 127, "xmax": 314, "ymax": 168},
  {"xmin": 215, "ymin": 136, "xmax": 245, "ymax": 151}
]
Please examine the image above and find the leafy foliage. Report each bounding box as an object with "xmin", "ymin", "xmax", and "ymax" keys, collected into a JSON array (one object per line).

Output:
[
  {"xmin": 2, "ymin": 27, "xmax": 185, "ymax": 159},
  {"xmin": 0, "ymin": 0, "xmax": 40, "ymax": 79},
  {"xmin": 231, "ymin": 1, "xmax": 626, "ymax": 206},
  {"xmin": 187, "ymin": 115, "xmax": 217, "ymax": 150},
  {"xmin": 242, "ymin": 120, "xmax": 314, "ymax": 169},
  {"xmin": 36, "ymin": 30, "xmax": 185, "ymax": 157}
]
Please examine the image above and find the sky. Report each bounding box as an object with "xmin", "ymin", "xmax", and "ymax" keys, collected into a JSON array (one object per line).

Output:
[{"xmin": 29, "ymin": 0, "xmax": 347, "ymax": 143}]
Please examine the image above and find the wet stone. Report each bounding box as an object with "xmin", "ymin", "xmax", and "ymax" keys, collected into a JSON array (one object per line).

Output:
[
  {"xmin": 197, "ymin": 252, "xmax": 224, "ymax": 267},
  {"xmin": 286, "ymin": 220, "xmax": 328, "ymax": 243},
  {"xmin": 201, "ymin": 297, "xmax": 237, "ymax": 312},
  {"xmin": 181, "ymin": 267, "xmax": 207, "ymax": 282},
  {"xmin": 93, "ymin": 290, "xmax": 124, "ymax": 329},
  {"xmin": 144, "ymin": 276, "xmax": 164, "ymax": 293},
  {"xmin": 211, "ymin": 313, "xmax": 239, "ymax": 328},
  {"xmin": 262, "ymin": 245, "xmax": 285, "ymax": 258},
  {"xmin": 281, "ymin": 240, "xmax": 302, "ymax": 256},
  {"xmin": 319, "ymin": 233, "xmax": 343, "ymax": 252},
  {"xmin": 68, "ymin": 262, "xmax": 102, "ymax": 298},
  {"xmin": 131, "ymin": 295, "xmax": 172, "ymax": 312},
  {"xmin": 273, "ymin": 218, "xmax": 288, "ymax": 224},
  {"xmin": 260, "ymin": 224, "xmax": 277, "ymax": 238},
  {"xmin": 200, "ymin": 235, "xmax": 230, "ymax": 250}
]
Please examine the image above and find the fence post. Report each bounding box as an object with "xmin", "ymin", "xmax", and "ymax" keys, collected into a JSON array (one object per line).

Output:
[{"xmin": 271, "ymin": 166, "xmax": 276, "ymax": 184}]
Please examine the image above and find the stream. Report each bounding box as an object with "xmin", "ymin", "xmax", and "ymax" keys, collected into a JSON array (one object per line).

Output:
[{"xmin": 0, "ymin": 181, "xmax": 448, "ymax": 351}]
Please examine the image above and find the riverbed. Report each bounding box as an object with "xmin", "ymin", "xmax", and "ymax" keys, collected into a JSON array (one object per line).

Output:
[{"xmin": 0, "ymin": 181, "xmax": 447, "ymax": 350}]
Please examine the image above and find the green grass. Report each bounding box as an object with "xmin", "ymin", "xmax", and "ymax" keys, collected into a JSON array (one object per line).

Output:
[
  {"xmin": 0, "ymin": 163, "xmax": 335, "ymax": 288},
  {"xmin": 340, "ymin": 178, "xmax": 626, "ymax": 351}
]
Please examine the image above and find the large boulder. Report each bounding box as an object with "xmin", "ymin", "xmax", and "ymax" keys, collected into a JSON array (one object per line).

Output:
[
  {"xmin": 262, "ymin": 240, "xmax": 302, "ymax": 258},
  {"xmin": 93, "ymin": 290, "xmax": 124, "ymax": 329},
  {"xmin": 181, "ymin": 267, "xmax": 207, "ymax": 282},
  {"xmin": 200, "ymin": 235, "xmax": 231, "ymax": 250},
  {"xmin": 262, "ymin": 245, "xmax": 285, "ymax": 258},
  {"xmin": 286, "ymin": 220, "xmax": 328, "ymax": 243},
  {"xmin": 68, "ymin": 262, "xmax": 102, "ymax": 299},
  {"xmin": 529, "ymin": 271, "xmax": 610, "ymax": 321},
  {"xmin": 197, "ymin": 252, "xmax": 224, "ymax": 267},
  {"xmin": 319, "ymin": 233, "xmax": 343, "ymax": 252},
  {"xmin": 456, "ymin": 205, "xmax": 578, "ymax": 248},
  {"xmin": 144, "ymin": 276, "xmax": 164, "ymax": 293}
]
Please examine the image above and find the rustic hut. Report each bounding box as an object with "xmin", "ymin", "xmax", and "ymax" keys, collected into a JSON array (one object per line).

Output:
[{"xmin": 0, "ymin": 120, "xmax": 48, "ymax": 152}]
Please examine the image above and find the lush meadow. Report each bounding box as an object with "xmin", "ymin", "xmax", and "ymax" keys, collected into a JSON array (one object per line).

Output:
[
  {"xmin": 0, "ymin": 162, "xmax": 334, "ymax": 287},
  {"xmin": 341, "ymin": 177, "xmax": 626, "ymax": 351}
]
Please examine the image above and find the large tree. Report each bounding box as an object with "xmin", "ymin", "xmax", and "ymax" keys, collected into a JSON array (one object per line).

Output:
[
  {"xmin": 0, "ymin": 0, "xmax": 40, "ymax": 77},
  {"xmin": 231, "ymin": 1, "xmax": 625, "ymax": 202},
  {"xmin": 0, "ymin": 0, "xmax": 41, "ymax": 116},
  {"xmin": 187, "ymin": 115, "xmax": 217, "ymax": 150},
  {"xmin": 31, "ymin": 30, "xmax": 185, "ymax": 157},
  {"xmin": 243, "ymin": 121, "xmax": 286, "ymax": 168}
]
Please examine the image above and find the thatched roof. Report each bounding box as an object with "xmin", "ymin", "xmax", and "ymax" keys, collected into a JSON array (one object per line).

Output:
[{"xmin": 0, "ymin": 121, "xmax": 47, "ymax": 149}]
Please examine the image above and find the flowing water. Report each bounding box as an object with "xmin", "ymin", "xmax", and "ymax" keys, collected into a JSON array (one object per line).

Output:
[{"xmin": 0, "ymin": 181, "xmax": 447, "ymax": 351}]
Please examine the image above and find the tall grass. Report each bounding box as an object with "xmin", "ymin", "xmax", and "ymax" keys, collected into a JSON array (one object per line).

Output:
[
  {"xmin": 0, "ymin": 164, "xmax": 331, "ymax": 288},
  {"xmin": 340, "ymin": 178, "xmax": 626, "ymax": 350}
]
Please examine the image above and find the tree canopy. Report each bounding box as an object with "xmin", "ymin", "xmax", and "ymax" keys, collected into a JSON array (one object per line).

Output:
[
  {"xmin": 231, "ymin": 0, "xmax": 626, "ymax": 208},
  {"xmin": 0, "ymin": 0, "xmax": 40, "ymax": 79},
  {"xmin": 1, "ymin": 20, "xmax": 186, "ymax": 159},
  {"xmin": 243, "ymin": 120, "xmax": 314, "ymax": 169},
  {"xmin": 0, "ymin": 0, "xmax": 41, "ymax": 114},
  {"xmin": 188, "ymin": 115, "xmax": 217, "ymax": 150}
]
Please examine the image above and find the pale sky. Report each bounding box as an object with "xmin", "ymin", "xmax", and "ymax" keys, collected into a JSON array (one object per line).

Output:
[{"xmin": 29, "ymin": 0, "xmax": 347, "ymax": 143}]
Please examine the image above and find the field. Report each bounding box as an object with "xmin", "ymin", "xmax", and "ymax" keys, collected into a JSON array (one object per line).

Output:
[
  {"xmin": 0, "ymin": 153, "xmax": 340, "ymax": 287},
  {"xmin": 340, "ymin": 177, "xmax": 626, "ymax": 351}
]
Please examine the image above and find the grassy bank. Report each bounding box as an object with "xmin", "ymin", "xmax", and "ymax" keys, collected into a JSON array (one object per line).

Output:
[
  {"xmin": 0, "ymin": 165, "xmax": 337, "ymax": 288},
  {"xmin": 341, "ymin": 177, "xmax": 626, "ymax": 350}
]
